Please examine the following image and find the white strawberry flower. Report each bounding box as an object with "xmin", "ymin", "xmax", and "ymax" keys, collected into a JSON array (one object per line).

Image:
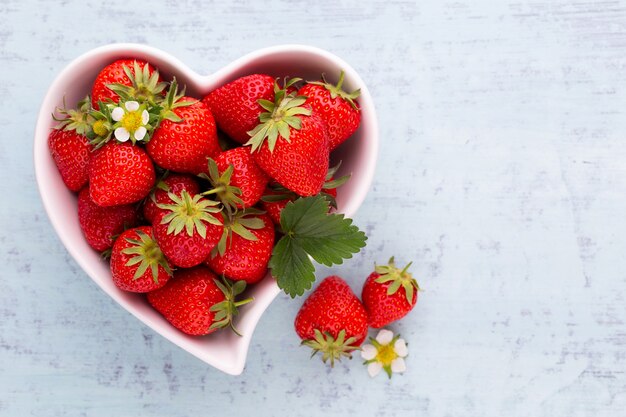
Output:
[
  {"xmin": 111, "ymin": 100, "xmax": 150, "ymax": 142},
  {"xmin": 361, "ymin": 329, "xmax": 408, "ymax": 378}
]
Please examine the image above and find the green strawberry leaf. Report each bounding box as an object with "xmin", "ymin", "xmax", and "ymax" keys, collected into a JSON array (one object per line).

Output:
[
  {"xmin": 269, "ymin": 196, "xmax": 367, "ymax": 297},
  {"xmin": 270, "ymin": 237, "xmax": 316, "ymax": 297}
]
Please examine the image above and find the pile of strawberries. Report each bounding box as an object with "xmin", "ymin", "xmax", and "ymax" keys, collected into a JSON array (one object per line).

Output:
[
  {"xmin": 295, "ymin": 258, "xmax": 419, "ymax": 369},
  {"xmin": 49, "ymin": 59, "xmax": 363, "ymax": 336}
]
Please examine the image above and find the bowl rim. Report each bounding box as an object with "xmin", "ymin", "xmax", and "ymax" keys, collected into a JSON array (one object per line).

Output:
[{"xmin": 33, "ymin": 43, "xmax": 379, "ymax": 375}]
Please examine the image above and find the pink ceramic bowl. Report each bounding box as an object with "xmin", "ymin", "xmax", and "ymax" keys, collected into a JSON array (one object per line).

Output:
[{"xmin": 33, "ymin": 43, "xmax": 378, "ymax": 375}]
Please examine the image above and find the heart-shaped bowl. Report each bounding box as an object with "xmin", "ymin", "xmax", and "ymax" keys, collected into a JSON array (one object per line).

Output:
[{"xmin": 34, "ymin": 43, "xmax": 378, "ymax": 375}]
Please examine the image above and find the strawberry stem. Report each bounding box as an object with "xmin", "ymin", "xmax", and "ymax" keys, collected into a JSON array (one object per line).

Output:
[
  {"xmin": 209, "ymin": 277, "xmax": 253, "ymax": 336},
  {"xmin": 234, "ymin": 298, "xmax": 254, "ymax": 308}
]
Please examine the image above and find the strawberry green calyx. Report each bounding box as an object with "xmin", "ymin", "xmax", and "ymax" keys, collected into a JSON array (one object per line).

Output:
[
  {"xmin": 322, "ymin": 175, "xmax": 350, "ymax": 190},
  {"xmin": 309, "ymin": 70, "xmax": 361, "ymax": 110},
  {"xmin": 302, "ymin": 329, "xmax": 360, "ymax": 367},
  {"xmin": 143, "ymin": 170, "xmax": 172, "ymax": 210},
  {"xmin": 324, "ymin": 160, "xmax": 350, "ymax": 187},
  {"xmin": 121, "ymin": 229, "xmax": 172, "ymax": 282},
  {"xmin": 107, "ymin": 62, "xmax": 167, "ymax": 106},
  {"xmin": 320, "ymin": 161, "xmax": 350, "ymax": 209},
  {"xmin": 159, "ymin": 78, "xmax": 196, "ymax": 123},
  {"xmin": 375, "ymin": 257, "xmax": 420, "ymax": 305},
  {"xmin": 209, "ymin": 277, "xmax": 253, "ymax": 336},
  {"xmin": 199, "ymin": 159, "xmax": 244, "ymax": 216},
  {"xmin": 246, "ymin": 78, "xmax": 311, "ymax": 152},
  {"xmin": 212, "ymin": 208, "xmax": 266, "ymax": 257},
  {"xmin": 259, "ymin": 191, "xmax": 292, "ymax": 203},
  {"xmin": 157, "ymin": 190, "xmax": 222, "ymax": 238},
  {"xmin": 52, "ymin": 95, "xmax": 94, "ymax": 135},
  {"xmin": 151, "ymin": 169, "xmax": 172, "ymax": 193}
]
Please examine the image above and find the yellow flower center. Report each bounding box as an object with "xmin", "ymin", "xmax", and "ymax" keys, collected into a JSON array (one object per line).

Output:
[
  {"xmin": 92, "ymin": 119, "xmax": 108, "ymax": 137},
  {"xmin": 376, "ymin": 344, "xmax": 398, "ymax": 365},
  {"xmin": 121, "ymin": 111, "xmax": 142, "ymax": 133}
]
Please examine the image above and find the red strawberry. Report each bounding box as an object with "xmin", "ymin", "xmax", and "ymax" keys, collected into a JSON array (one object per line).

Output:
[
  {"xmin": 148, "ymin": 82, "xmax": 220, "ymax": 174},
  {"xmin": 143, "ymin": 174, "xmax": 200, "ymax": 223},
  {"xmin": 260, "ymin": 163, "xmax": 350, "ymax": 225},
  {"xmin": 49, "ymin": 97, "xmax": 93, "ymax": 191},
  {"xmin": 247, "ymin": 80, "xmax": 330, "ymax": 196},
  {"xmin": 205, "ymin": 210, "xmax": 275, "ymax": 284},
  {"xmin": 299, "ymin": 71, "xmax": 361, "ymax": 151},
  {"xmin": 203, "ymin": 74, "xmax": 275, "ymax": 144},
  {"xmin": 49, "ymin": 128, "xmax": 91, "ymax": 192},
  {"xmin": 77, "ymin": 187, "xmax": 139, "ymax": 252},
  {"xmin": 200, "ymin": 147, "xmax": 269, "ymax": 211},
  {"xmin": 294, "ymin": 276, "xmax": 368, "ymax": 366},
  {"xmin": 361, "ymin": 257, "xmax": 420, "ymax": 328},
  {"xmin": 89, "ymin": 141, "xmax": 155, "ymax": 207},
  {"xmin": 91, "ymin": 60, "xmax": 164, "ymax": 109},
  {"xmin": 260, "ymin": 187, "xmax": 293, "ymax": 225},
  {"xmin": 153, "ymin": 191, "xmax": 223, "ymax": 268},
  {"xmin": 110, "ymin": 226, "xmax": 172, "ymax": 292},
  {"xmin": 147, "ymin": 266, "xmax": 252, "ymax": 336}
]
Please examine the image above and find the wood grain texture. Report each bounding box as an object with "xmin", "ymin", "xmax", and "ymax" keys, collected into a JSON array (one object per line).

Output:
[{"xmin": 2, "ymin": 0, "xmax": 626, "ymax": 415}]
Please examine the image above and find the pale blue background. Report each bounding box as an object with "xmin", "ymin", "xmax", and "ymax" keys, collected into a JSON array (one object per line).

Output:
[{"xmin": 2, "ymin": 0, "xmax": 626, "ymax": 416}]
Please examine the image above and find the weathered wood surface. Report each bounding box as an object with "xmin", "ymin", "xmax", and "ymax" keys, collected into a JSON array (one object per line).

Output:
[{"xmin": 2, "ymin": 0, "xmax": 626, "ymax": 415}]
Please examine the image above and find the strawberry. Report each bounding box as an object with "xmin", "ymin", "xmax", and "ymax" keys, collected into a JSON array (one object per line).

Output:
[
  {"xmin": 246, "ymin": 80, "xmax": 330, "ymax": 196},
  {"xmin": 203, "ymin": 74, "xmax": 275, "ymax": 144},
  {"xmin": 294, "ymin": 276, "xmax": 368, "ymax": 365},
  {"xmin": 143, "ymin": 173, "xmax": 200, "ymax": 224},
  {"xmin": 91, "ymin": 60, "xmax": 164, "ymax": 109},
  {"xmin": 205, "ymin": 210, "xmax": 275, "ymax": 284},
  {"xmin": 153, "ymin": 191, "xmax": 223, "ymax": 268},
  {"xmin": 361, "ymin": 257, "xmax": 420, "ymax": 328},
  {"xmin": 49, "ymin": 97, "xmax": 93, "ymax": 191},
  {"xmin": 147, "ymin": 81, "xmax": 220, "ymax": 174},
  {"xmin": 200, "ymin": 147, "xmax": 269, "ymax": 212},
  {"xmin": 259, "ymin": 187, "xmax": 293, "ymax": 225},
  {"xmin": 89, "ymin": 141, "xmax": 155, "ymax": 207},
  {"xmin": 260, "ymin": 163, "xmax": 350, "ymax": 225},
  {"xmin": 77, "ymin": 187, "xmax": 139, "ymax": 252},
  {"xmin": 110, "ymin": 226, "xmax": 172, "ymax": 292},
  {"xmin": 299, "ymin": 71, "xmax": 361, "ymax": 151},
  {"xmin": 49, "ymin": 128, "xmax": 91, "ymax": 192},
  {"xmin": 147, "ymin": 266, "xmax": 252, "ymax": 336}
]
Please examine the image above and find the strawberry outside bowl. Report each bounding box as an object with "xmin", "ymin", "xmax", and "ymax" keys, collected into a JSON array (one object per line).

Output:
[{"xmin": 33, "ymin": 43, "xmax": 378, "ymax": 375}]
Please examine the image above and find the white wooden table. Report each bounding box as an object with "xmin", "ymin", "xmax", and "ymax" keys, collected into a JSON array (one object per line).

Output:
[{"xmin": 2, "ymin": 0, "xmax": 625, "ymax": 415}]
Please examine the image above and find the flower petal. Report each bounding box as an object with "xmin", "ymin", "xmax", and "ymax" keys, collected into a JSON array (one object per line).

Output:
[
  {"xmin": 391, "ymin": 357, "xmax": 406, "ymax": 373},
  {"xmin": 394, "ymin": 339, "xmax": 408, "ymax": 357},
  {"xmin": 125, "ymin": 101, "xmax": 139, "ymax": 111},
  {"xmin": 111, "ymin": 107, "xmax": 124, "ymax": 122},
  {"xmin": 360, "ymin": 344, "xmax": 377, "ymax": 361},
  {"xmin": 114, "ymin": 127, "xmax": 130, "ymax": 142},
  {"xmin": 141, "ymin": 109, "xmax": 149, "ymax": 125},
  {"xmin": 376, "ymin": 329, "xmax": 394, "ymax": 345},
  {"xmin": 367, "ymin": 362, "xmax": 382, "ymax": 377},
  {"xmin": 134, "ymin": 126, "xmax": 147, "ymax": 141}
]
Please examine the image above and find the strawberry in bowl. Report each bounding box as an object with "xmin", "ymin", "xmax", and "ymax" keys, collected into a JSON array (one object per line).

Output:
[{"xmin": 34, "ymin": 44, "xmax": 378, "ymax": 375}]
